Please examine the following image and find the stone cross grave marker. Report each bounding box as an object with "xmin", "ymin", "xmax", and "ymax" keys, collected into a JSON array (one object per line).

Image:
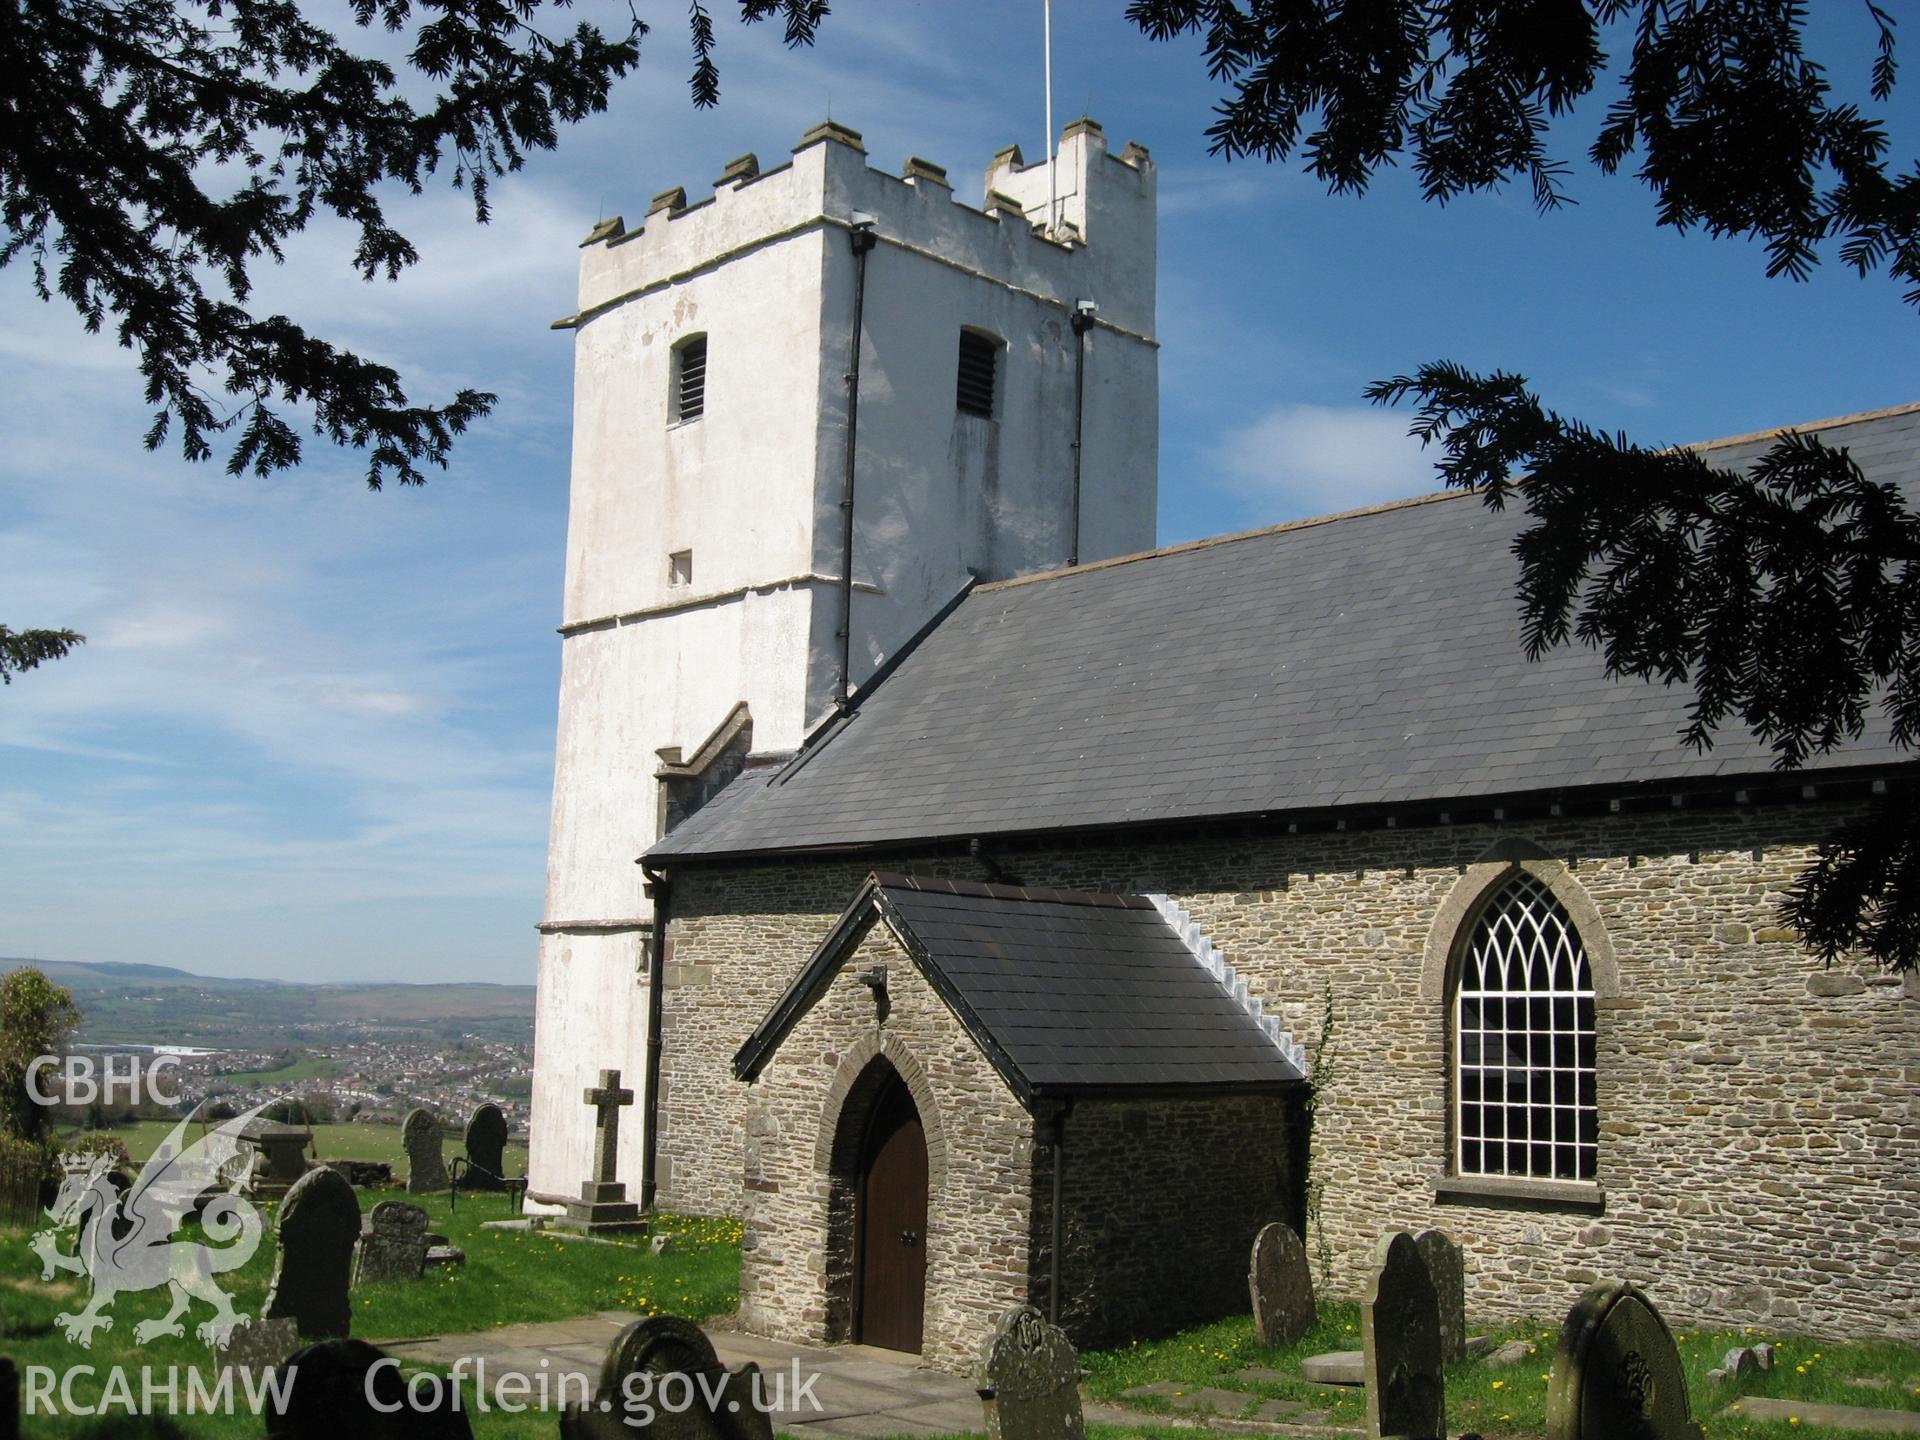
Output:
[
  {"xmin": 403, "ymin": 1108, "xmax": 449, "ymax": 1194},
  {"xmin": 587, "ymin": 1069, "xmax": 633, "ymax": 1184},
  {"xmin": 559, "ymin": 1069, "xmax": 648, "ymax": 1235},
  {"xmin": 462, "ymin": 1102, "xmax": 510, "ymax": 1189},
  {"xmin": 559, "ymin": 1314, "xmax": 772, "ymax": 1439},
  {"xmin": 1362, "ymin": 1231, "xmax": 1445, "ymax": 1440},
  {"xmin": 1546, "ymin": 1280, "xmax": 1702, "ymax": 1440},
  {"xmin": 1249, "ymin": 1222, "xmax": 1316, "ymax": 1347},
  {"xmin": 1412, "ymin": 1228, "xmax": 1466, "ymax": 1366},
  {"xmin": 352, "ymin": 1199, "xmax": 432, "ymax": 1286},
  {"xmin": 263, "ymin": 1166, "xmax": 361, "ymax": 1338},
  {"xmin": 975, "ymin": 1304, "xmax": 1086, "ymax": 1440}
]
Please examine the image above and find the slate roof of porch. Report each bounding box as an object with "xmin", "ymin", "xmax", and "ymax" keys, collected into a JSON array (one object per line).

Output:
[{"xmin": 733, "ymin": 873, "xmax": 1306, "ymax": 1104}]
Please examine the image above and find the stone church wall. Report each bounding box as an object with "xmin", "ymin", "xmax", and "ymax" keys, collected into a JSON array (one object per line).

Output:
[
  {"xmin": 1036, "ymin": 1093, "xmax": 1297, "ymax": 1350},
  {"xmin": 658, "ymin": 799, "xmax": 1920, "ymax": 1348}
]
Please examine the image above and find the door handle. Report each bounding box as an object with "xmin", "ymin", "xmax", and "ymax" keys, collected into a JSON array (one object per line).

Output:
[{"xmin": 899, "ymin": 1230, "xmax": 919, "ymax": 1248}]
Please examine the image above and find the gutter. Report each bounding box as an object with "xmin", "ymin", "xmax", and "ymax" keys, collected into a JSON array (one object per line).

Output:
[
  {"xmin": 637, "ymin": 859, "xmax": 671, "ymax": 1211},
  {"xmin": 834, "ymin": 215, "xmax": 879, "ymax": 712}
]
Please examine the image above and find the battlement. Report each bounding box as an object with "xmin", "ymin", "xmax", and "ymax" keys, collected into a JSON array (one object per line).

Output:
[{"xmin": 565, "ymin": 118, "xmax": 1157, "ymax": 339}]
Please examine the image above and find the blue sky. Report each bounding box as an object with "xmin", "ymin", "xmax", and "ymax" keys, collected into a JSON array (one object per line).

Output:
[{"xmin": 2, "ymin": 1, "xmax": 1914, "ymax": 984}]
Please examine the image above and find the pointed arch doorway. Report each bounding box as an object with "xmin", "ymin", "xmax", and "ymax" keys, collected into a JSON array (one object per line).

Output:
[{"xmin": 854, "ymin": 1067, "xmax": 927, "ymax": 1353}]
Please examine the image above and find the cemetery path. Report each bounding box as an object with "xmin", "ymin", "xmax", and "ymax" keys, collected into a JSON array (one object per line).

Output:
[{"xmin": 384, "ymin": 1310, "xmax": 1151, "ymax": 1436}]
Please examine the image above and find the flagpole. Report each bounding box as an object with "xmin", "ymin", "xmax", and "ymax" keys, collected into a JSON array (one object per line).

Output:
[{"xmin": 1044, "ymin": 0, "xmax": 1056, "ymax": 236}]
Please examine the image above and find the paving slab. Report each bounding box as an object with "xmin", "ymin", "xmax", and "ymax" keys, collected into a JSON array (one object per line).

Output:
[
  {"xmin": 1121, "ymin": 1381, "xmax": 1257, "ymax": 1416},
  {"xmin": 1730, "ymin": 1397, "xmax": 1920, "ymax": 1433}
]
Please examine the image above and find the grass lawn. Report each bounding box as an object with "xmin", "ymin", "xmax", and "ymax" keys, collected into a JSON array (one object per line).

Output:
[
  {"xmin": 0, "ymin": 1193, "xmax": 738, "ymax": 1438},
  {"xmin": 1078, "ymin": 1303, "xmax": 1920, "ymax": 1439},
  {"xmin": 74, "ymin": 1119, "xmax": 528, "ymax": 1176}
]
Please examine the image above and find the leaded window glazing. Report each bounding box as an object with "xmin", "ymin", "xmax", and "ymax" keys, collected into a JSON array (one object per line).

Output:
[{"xmin": 1454, "ymin": 874, "xmax": 1597, "ymax": 1182}]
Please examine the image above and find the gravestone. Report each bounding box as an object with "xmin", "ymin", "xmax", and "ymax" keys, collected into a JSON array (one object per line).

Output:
[
  {"xmin": 214, "ymin": 1316, "xmax": 301, "ymax": 1382},
  {"xmin": 462, "ymin": 1103, "xmax": 510, "ymax": 1190},
  {"xmin": 1249, "ymin": 1222, "xmax": 1316, "ymax": 1346},
  {"xmin": 557, "ymin": 1069, "xmax": 648, "ymax": 1236},
  {"xmin": 268, "ymin": 1338, "xmax": 473, "ymax": 1439},
  {"xmin": 263, "ymin": 1166, "xmax": 361, "ymax": 1338},
  {"xmin": 1545, "ymin": 1280, "xmax": 1702, "ymax": 1440},
  {"xmin": 975, "ymin": 1304, "xmax": 1086, "ymax": 1440},
  {"xmin": 403, "ymin": 1109, "xmax": 448, "ymax": 1194},
  {"xmin": 1362, "ymin": 1231, "xmax": 1445, "ymax": 1440},
  {"xmin": 559, "ymin": 1314, "xmax": 772, "ymax": 1439},
  {"xmin": 238, "ymin": 1119, "xmax": 312, "ymax": 1201},
  {"xmin": 1412, "ymin": 1228, "xmax": 1466, "ymax": 1366},
  {"xmin": 352, "ymin": 1199, "xmax": 432, "ymax": 1285}
]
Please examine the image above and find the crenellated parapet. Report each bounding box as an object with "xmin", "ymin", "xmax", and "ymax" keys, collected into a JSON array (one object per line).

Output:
[{"xmin": 560, "ymin": 117, "xmax": 1156, "ymax": 340}]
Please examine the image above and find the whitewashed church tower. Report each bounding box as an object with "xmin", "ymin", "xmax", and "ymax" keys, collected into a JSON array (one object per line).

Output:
[{"xmin": 528, "ymin": 119, "xmax": 1159, "ymax": 1203}]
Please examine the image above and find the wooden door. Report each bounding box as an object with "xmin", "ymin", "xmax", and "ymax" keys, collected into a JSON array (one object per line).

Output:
[{"xmin": 855, "ymin": 1073, "xmax": 927, "ymax": 1352}]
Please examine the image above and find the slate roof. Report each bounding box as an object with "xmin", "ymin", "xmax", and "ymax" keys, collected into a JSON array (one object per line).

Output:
[
  {"xmin": 733, "ymin": 874, "xmax": 1306, "ymax": 1102},
  {"xmin": 654, "ymin": 403, "xmax": 1920, "ymax": 861}
]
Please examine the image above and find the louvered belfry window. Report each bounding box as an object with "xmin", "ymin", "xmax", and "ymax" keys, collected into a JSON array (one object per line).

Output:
[
  {"xmin": 955, "ymin": 330, "xmax": 998, "ymax": 418},
  {"xmin": 673, "ymin": 336, "xmax": 707, "ymax": 423},
  {"xmin": 1454, "ymin": 874, "xmax": 1598, "ymax": 1182}
]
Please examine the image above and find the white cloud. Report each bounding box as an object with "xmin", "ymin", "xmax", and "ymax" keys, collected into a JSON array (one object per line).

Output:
[{"xmin": 1210, "ymin": 403, "xmax": 1440, "ymax": 520}]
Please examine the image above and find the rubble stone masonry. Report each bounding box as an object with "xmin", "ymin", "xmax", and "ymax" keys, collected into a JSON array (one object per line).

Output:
[{"xmin": 658, "ymin": 801, "xmax": 1919, "ymax": 1355}]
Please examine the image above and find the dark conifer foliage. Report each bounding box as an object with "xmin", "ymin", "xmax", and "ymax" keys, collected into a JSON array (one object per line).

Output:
[
  {"xmin": 1128, "ymin": 0, "xmax": 1917, "ymax": 304},
  {"xmin": 1368, "ymin": 363, "xmax": 1920, "ymax": 970}
]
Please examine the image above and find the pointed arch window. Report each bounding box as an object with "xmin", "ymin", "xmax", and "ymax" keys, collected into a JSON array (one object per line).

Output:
[{"xmin": 1454, "ymin": 874, "xmax": 1597, "ymax": 1183}]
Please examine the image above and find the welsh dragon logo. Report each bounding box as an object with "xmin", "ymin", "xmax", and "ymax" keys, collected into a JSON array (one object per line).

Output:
[{"xmin": 29, "ymin": 1101, "xmax": 271, "ymax": 1348}]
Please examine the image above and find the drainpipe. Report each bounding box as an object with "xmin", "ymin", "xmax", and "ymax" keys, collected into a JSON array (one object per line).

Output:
[
  {"xmin": 638, "ymin": 859, "xmax": 671, "ymax": 1211},
  {"xmin": 835, "ymin": 214, "xmax": 879, "ymax": 712},
  {"xmin": 1048, "ymin": 1102, "xmax": 1071, "ymax": 1325},
  {"xmin": 1068, "ymin": 301, "xmax": 1097, "ymax": 567}
]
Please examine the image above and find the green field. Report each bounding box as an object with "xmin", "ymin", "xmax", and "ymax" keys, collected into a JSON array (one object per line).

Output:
[
  {"xmin": 73, "ymin": 1119, "xmax": 528, "ymax": 1176},
  {"xmin": 211, "ymin": 1055, "xmax": 345, "ymax": 1087}
]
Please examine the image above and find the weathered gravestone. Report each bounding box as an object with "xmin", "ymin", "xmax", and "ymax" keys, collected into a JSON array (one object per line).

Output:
[
  {"xmin": 1545, "ymin": 1280, "xmax": 1702, "ymax": 1440},
  {"xmin": 214, "ymin": 1315, "xmax": 302, "ymax": 1384},
  {"xmin": 559, "ymin": 1314, "xmax": 772, "ymax": 1440},
  {"xmin": 263, "ymin": 1166, "xmax": 361, "ymax": 1338},
  {"xmin": 1413, "ymin": 1228, "xmax": 1467, "ymax": 1366},
  {"xmin": 1249, "ymin": 1222, "xmax": 1317, "ymax": 1347},
  {"xmin": 975, "ymin": 1304, "xmax": 1085, "ymax": 1440},
  {"xmin": 353, "ymin": 1199, "xmax": 431, "ymax": 1286},
  {"xmin": 403, "ymin": 1109, "xmax": 449, "ymax": 1194},
  {"xmin": 1362, "ymin": 1231, "xmax": 1445, "ymax": 1440},
  {"xmin": 267, "ymin": 1337, "xmax": 473, "ymax": 1439},
  {"xmin": 462, "ymin": 1103, "xmax": 510, "ymax": 1190}
]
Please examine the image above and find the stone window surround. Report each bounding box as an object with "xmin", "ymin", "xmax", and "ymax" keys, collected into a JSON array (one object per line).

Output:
[{"xmin": 1421, "ymin": 838, "xmax": 1620, "ymax": 1214}]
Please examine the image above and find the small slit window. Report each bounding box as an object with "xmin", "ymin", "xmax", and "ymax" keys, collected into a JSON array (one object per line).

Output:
[
  {"xmin": 956, "ymin": 330, "xmax": 1000, "ymax": 418},
  {"xmin": 672, "ymin": 335, "xmax": 707, "ymax": 423},
  {"xmin": 1454, "ymin": 874, "xmax": 1597, "ymax": 1183},
  {"xmin": 667, "ymin": 550, "xmax": 693, "ymax": 587}
]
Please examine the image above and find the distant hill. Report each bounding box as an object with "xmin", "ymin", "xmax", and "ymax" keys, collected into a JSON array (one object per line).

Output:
[{"xmin": 0, "ymin": 957, "xmax": 534, "ymax": 1048}]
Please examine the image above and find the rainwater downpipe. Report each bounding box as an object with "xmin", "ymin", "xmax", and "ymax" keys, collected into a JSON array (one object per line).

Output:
[
  {"xmin": 835, "ymin": 215, "xmax": 878, "ymax": 711},
  {"xmin": 1068, "ymin": 301, "xmax": 1097, "ymax": 568},
  {"xmin": 1048, "ymin": 1102, "xmax": 1071, "ymax": 1324},
  {"xmin": 638, "ymin": 859, "xmax": 671, "ymax": 1211}
]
